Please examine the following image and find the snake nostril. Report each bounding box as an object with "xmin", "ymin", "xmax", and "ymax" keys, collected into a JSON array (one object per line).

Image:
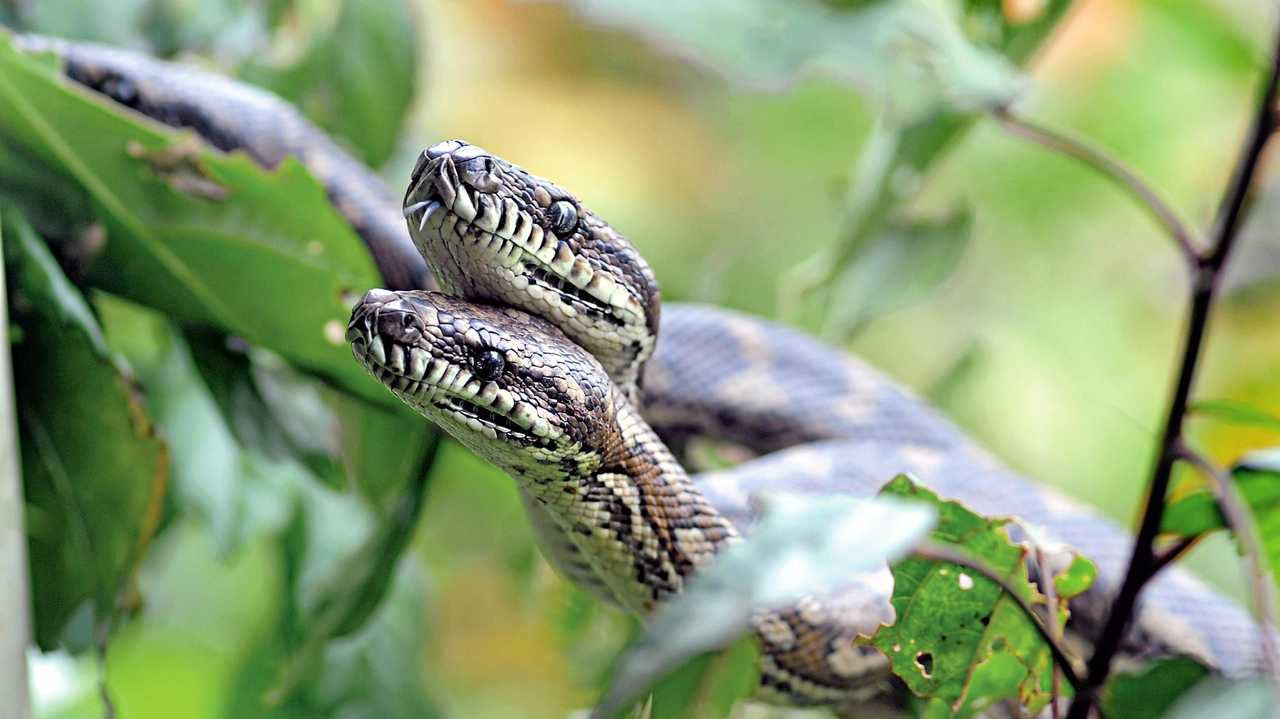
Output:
[{"xmin": 376, "ymin": 308, "xmax": 422, "ymax": 343}]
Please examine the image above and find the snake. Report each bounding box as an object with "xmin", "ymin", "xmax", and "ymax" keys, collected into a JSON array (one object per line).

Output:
[{"xmin": 13, "ymin": 34, "xmax": 1269, "ymax": 711}]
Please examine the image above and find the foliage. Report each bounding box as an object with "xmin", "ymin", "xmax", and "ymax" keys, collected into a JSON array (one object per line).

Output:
[
  {"xmin": 1, "ymin": 1, "xmax": 438, "ymax": 715},
  {"xmin": 3, "ymin": 1, "xmax": 1278, "ymax": 718},
  {"xmin": 0, "ymin": 31, "xmax": 387, "ymax": 404},
  {"xmin": 554, "ymin": 0, "xmax": 1024, "ymax": 119},
  {"xmin": 1162, "ymin": 449, "xmax": 1280, "ymax": 586},
  {"xmin": 1164, "ymin": 676, "xmax": 1278, "ymax": 719},
  {"xmin": 822, "ymin": 208, "xmax": 971, "ymax": 337},
  {"xmin": 594, "ymin": 490, "xmax": 935, "ymax": 717},
  {"xmin": 1191, "ymin": 399, "xmax": 1280, "ymax": 434},
  {"xmin": 872, "ymin": 476, "xmax": 1092, "ymax": 717},
  {"xmin": 240, "ymin": 0, "xmax": 419, "ymax": 168},
  {"xmin": 642, "ymin": 636, "xmax": 759, "ymax": 719},
  {"xmin": 4, "ymin": 207, "xmax": 168, "ymax": 651},
  {"xmin": 1100, "ymin": 657, "xmax": 1211, "ymax": 719}
]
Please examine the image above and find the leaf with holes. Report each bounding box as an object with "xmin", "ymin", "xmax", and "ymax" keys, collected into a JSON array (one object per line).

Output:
[
  {"xmin": 591, "ymin": 490, "xmax": 936, "ymax": 718},
  {"xmin": 0, "ymin": 33, "xmax": 388, "ymax": 405},
  {"xmin": 873, "ymin": 475, "xmax": 1085, "ymax": 717},
  {"xmin": 4, "ymin": 206, "xmax": 169, "ymax": 650}
]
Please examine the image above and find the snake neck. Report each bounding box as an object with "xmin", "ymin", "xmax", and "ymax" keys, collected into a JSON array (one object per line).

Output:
[
  {"xmin": 521, "ymin": 393, "xmax": 739, "ymax": 615},
  {"xmin": 522, "ymin": 394, "xmax": 892, "ymax": 703}
]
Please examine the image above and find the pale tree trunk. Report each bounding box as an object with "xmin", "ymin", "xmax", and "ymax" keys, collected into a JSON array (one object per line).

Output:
[{"xmin": 0, "ymin": 221, "xmax": 33, "ymax": 719}]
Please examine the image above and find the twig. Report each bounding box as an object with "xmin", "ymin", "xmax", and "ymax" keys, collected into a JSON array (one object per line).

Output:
[
  {"xmin": 914, "ymin": 542, "xmax": 1083, "ymax": 691},
  {"xmin": 1178, "ymin": 446, "xmax": 1280, "ymax": 677},
  {"xmin": 1036, "ymin": 546, "xmax": 1064, "ymax": 719},
  {"xmin": 991, "ymin": 108, "xmax": 1201, "ymax": 265},
  {"xmin": 1150, "ymin": 535, "xmax": 1200, "ymax": 576},
  {"xmin": 1066, "ymin": 21, "xmax": 1280, "ymax": 718}
]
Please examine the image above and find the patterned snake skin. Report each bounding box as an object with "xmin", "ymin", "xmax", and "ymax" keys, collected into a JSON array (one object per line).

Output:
[{"xmin": 22, "ymin": 35, "xmax": 1267, "ymax": 709}]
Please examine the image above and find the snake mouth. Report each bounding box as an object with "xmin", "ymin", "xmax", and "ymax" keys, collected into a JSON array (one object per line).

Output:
[
  {"xmin": 355, "ymin": 337, "xmax": 553, "ymax": 445},
  {"xmin": 404, "ymin": 146, "xmax": 640, "ymax": 324},
  {"xmin": 347, "ymin": 293, "xmax": 557, "ymax": 446},
  {"xmin": 432, "ymin": 394, "xmax": 543, "ymax": 443}
]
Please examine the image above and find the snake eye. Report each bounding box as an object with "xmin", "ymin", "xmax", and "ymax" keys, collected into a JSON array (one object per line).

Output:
[
  {"xmin": 547, "ymin": 200, "xmax": 578, "ymax": 235},
  {"xmin": 475, "ymin": 349, "xmax": 505, "ymax": 381}
]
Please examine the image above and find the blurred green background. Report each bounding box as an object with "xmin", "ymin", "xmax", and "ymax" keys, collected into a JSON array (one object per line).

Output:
[{"xmin": 6, "ymin": 0, "xmax": 1280, "ymax": 717}]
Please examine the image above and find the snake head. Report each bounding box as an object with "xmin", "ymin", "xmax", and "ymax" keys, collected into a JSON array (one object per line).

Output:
[
  {"xmin": 403, "ymin": 140, "xmax": 660, "ymax": 401},
  {"xmin": 348, "ymin": 288, "xmax": 617, "ymax": 479}
]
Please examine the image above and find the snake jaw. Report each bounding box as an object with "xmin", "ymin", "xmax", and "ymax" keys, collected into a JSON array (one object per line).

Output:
[
  {"xmin": 404, "ymin": 141, "xmax": 661, "ymax": 398},
  {"xmin": 348, "ymin": 289, "xmax": 618, "ymax": 472}
]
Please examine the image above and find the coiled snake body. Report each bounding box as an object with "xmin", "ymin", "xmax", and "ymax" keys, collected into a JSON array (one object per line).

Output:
[{"xmin": 26, "ymin": 36, "xmax": 1268, "ymax": 710}]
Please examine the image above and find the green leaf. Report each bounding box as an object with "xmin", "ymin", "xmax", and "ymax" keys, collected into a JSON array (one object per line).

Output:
[
  {"xmin": 955, "ymin": 0, "xmax": 1075, "ymax": 60},
  {"xmin": 1165, "ymin": 677, "xmax": 1278, "ymax": 719},
  {"xmin": 266, "ymin": 440, "xmax": 437, "ymax": 704},
  {"xmin": 647, "ymin": 636, "xmax": 759, "ymax": 719},
  {"xmin": 3, "ymin": 206, "xmax": 169, "ymax": 650},
  {"xmin": 926, "ymin": 341, "xmax": 984, "ymax": 409},
  {"xmin": 0, "ymin": 134, "xmax": 93, "ymax": 238},
  {"xmin": 1159, "ymin": 451, "xmax": 1280, "ymax": 579},
  {"xmin": 874, "ymin": 475, "xmax": 1086, "ymax": 717},
  {"xmin": 332, "ymin": 395, "xmax": 437, "ymax": 511},
  {"xmin": 0, "ymin": 33, "xmax": 389, "ymax": 405},
  {"xmin": 180, "ymin": 327, "xmax": 344, "ymax": 487},
  {"xmin": 295, "ymin": 558, "xmax": 441, "ymax": 719},
  {"xmin": 224, "ymin": 553, "xmax": 442, "ymax": 719},
  {"xmin": 241, "ymin": 0, "xmax": 419, "ymax": 167},
  {"xmin": 112, "ymin": 315, "xmax": 296, "ymax": 556},
  {"xmin": 555, "ymin": 0, "xmax": 1025, "ymax": 121},
  {"xmin": 139, "ymin": 0, "xmax": 268, "ymax": 61},
  {"xmin": 1052, "ymin": 554, "xmax": 1097, "ymax": 601},
  {"xmin": 1190, "ymin": 399, "xmax": 1280, "ymax": 433},
  {"xmin": 1161, "ymin": 490, "xmax": 1225, "ymax": 538},
  {"xmin": 1101, "ymin": 657, "xmax": 1211, "ymax": 719},
  {"xmin": 179, "ymin": 326, "xmax": 438, "ymax": 507},
  {"xmin": 592, "ymin": 488, "xmax": 936, "ymax": 718},
  {"xmin": 15, "ymin": 0, "xmax": 150, "ymax": 46},
  {"xmin": 824, "ymin": 210, "xmax": 971, "ymax": 337},
  {"xmin": 778, "ymin": 0, "xmax": 1073, "ymax": 334}
]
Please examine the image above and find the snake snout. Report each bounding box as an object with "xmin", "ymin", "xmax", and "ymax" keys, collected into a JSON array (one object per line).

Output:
[
  {"xmin": 373, "ymin": 304, "xmax": 424, "ymax": 347},
  {"xmin": 348, "ymin": 288, "xmax": 419, "ymax": 352},
  {"xmin": 406, "ymin": 140, "xmax": 500, "ymax": 214}
]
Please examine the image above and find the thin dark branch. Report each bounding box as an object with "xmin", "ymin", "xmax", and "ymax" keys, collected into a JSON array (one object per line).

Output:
[
  {"xmin": 991, "ymin": 108, "xmax": 1201, "ymax": 265},
  {"xmin": 914, "ymin": 542, "xmax": 1083, "ymax": 691},
  {"xmin": 1150, "ymin": 535, "xmax": 1201, "ymax": 576},
  {"xmin": 1067, "ymin": 23, "xmax": 1280, "ymax": 718},
  {"xmin": 1178, "ymin": 446, "xmax": 1280, "ymax": 676}
]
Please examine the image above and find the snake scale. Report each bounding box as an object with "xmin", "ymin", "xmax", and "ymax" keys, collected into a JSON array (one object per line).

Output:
[{"xmin": 18, "ymin": 35, "xmax": 1268, "ymax": 712}]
